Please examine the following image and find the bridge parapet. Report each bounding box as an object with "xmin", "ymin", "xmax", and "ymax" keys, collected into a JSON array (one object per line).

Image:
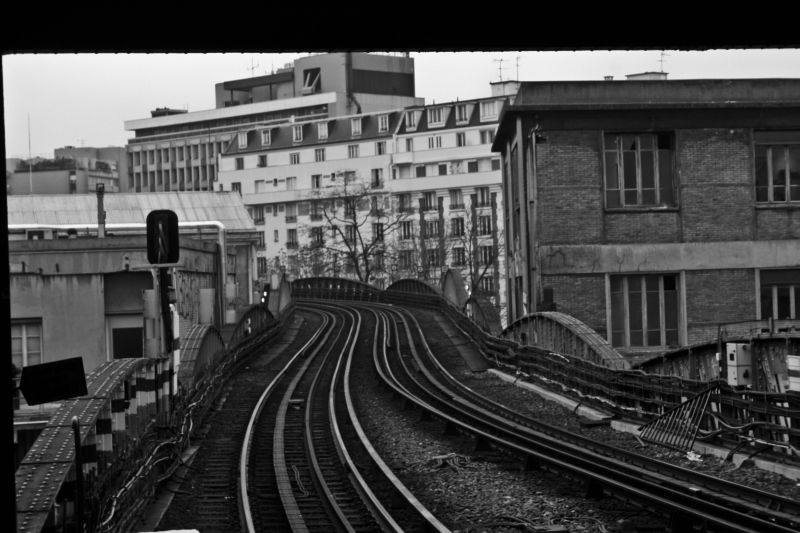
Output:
[{"xmin": 502, "ymin": 312, "xmax": 630, "ymax": 371}]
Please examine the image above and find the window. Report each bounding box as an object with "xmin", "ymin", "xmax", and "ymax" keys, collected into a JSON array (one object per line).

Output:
[
  {"xmin": 371, "ymin": 168, "xmax": 383, "ymax": 188},
  {"xmin": 425, "ymin": 249, "xmax": 441, "ymax": 267},
  {"xmin": 373, "ymin": 222, "xmax": 384, "ymax": 241},
  {"xmin": 344, "ymin": 171, "xmax": 356, "ymax": 183},
  {"xmin": 235, "ymin": 157, "xmax": 244, "ymax": 170},
  {"xmin": 449, "ymin": 189, "xmax": 464, "ymax": 209},
  {"xmin": 238, "ymin": 132, "xmax": 247, "ymax": 149},
  {"xmin": 456, "ymin": 132, "xmax": 466, "ymax": 147},
  {"xmin": 290, "ymin": 152, "xmax": 300, "ymax": 165},
  {"xmin": 345, "ymin": 225, "xmax": 356, "ymax": 243},
  {"xmin": 348, "ymin": 144, "xmax": 359, "ymax": 158},
  {"xmin": 256, "ymin": 232, "xmax": 266, "ymax": 249},
  {"xmin": 452, "ymin": 247, "xmax": 466, "ymax": 266},
  {"xmin": 438, "ymin": 164, "xmax": 448, "ymax": 176},
  {"xmin": 257, "ymin": 257, "xmax": 268, "ymax": 276},
  {"xmin": 610, "ymin": 274, "xmax": 679, "ymax": 347},
  {"xmin": 760, "ymin": 269, "xmax": 799, "ymax": 320},
  {"xmin": 478, "ymin": 276, "xmax": 495, "ymax": 293},
  {"xmin": 423, "ymin": 191, "xmax": 437, "ymax": 211},
  {"xmin": 451, "ymin": 217, "xmax": 465, "ymax": 237},
  {"xmin": 287, "ymin": 229, "xmax": 298, "ymax": 247},
  {"xmin": 479, "ymin": 100, "xmax": 498, "ymax": 121},
  {"xmin": 478, "ymin": 215, "xmax": 492, "ymax": 235},
  {"xmin": 401, "ymin": 221, "xmax": 414, "ymax": 240},
  {"xmin": 302, "ymin": 67, "xmax": 321, "ymax": 93},
  {"xmin": 455, "ymin": 104, "xmax": 469, "ymax": 123},
  {"xmin": 317, "ymin": 122, "xmax": 328, "ymax": 140},
  {"xmin": 376, "ymin": 141, "xmax": 387, "ymax": 155},
  {"xmin": 251, "ymin": 205, "xmax": 265, "ymax": 223},
  {"xmin": 399, "ymin": 250, "xmax": 414, "ymax": 269},
  {"xmin": 415, "ymin": 165, "xmax": 426, "ymax": 178},
  {"xmin": 405, "ymin": 138, "xmax": 414, "ymax": 152},
  {"xmin": 258, "ymin": 155, "xmax": 267, "ymax": 167},
  {"xmin": 427, "ymin": 106, "xmax": 444, "ymax": 125},
  {"xmin": 11, "ymin": 320, "xmax": 42, "ymax": 369},
  {"xmin": 399, "ymin": 193, "xmax": 413, "ymax": 213},
  {"xmin": 311, "ymin": 174, "xmax": 322, "ymax": 189},
  {"xmin": 467, "ymin": 160, "xmax": 479, "ymax": 173},
  {"xmin": 192, "ymin": 145, "xmax": 199, "ymax": 159},
  {"xmin": 293, "ymin": 125, "xmax": 303, "ymax": 142},
  {"xmin": 261, "ymin": 130, "xmax": 272, "ymax": 145},
  {"xmin": 406, "ymin": 110, "xmax": 418, "ymax": 129},
  {"xmin": 428, "ymin": 136, "xmax": 442, "ymax": 149},
  {"xmin": 755, "ymin": 134, "xmax": 800, "ymax": 202},
  {"xmin": 378, "ymin": 114, "xmax": 389, "ymax": 133},
  {"xmin": 423, "ymin": 219, "xmax": 441, "ymax": 238},
  {"xmin": 604, "ymin": 133, "xmax": 676, "ymax": 208},
  {"xmin": 286, "ymin": 177, "xmax": 297, "ymax": 190},
  {"xmin": 274, "ymin": 230, "xmax": 279, "ymax": 242},
  {"xmin": 478, "ymin": 245, "xmax": 493, "ymax": 266},
  {"xmin": 491, "ymin": 158, "xmax": 501, "ymax": 171},
  {"xmin": 311, "ymin": 226, "xmax": 324, "ymax": 245},
  {"xmin": 231, "ymin": 182, "xmax": 241, "ymax": 195},
  {"xmin": 480, "ymin": 129, "xmax": 495, "ymax": 144},
  {"xmin": 315, "ymin": 148, "xmax": 325, "ymax": 162},
  {"xmin": 476, "ymin": 186, "xmax": 491, "ymax": 206},
  {"xmin": 351, "ymin": 117, "xmax": 362, "ymax": 136}
]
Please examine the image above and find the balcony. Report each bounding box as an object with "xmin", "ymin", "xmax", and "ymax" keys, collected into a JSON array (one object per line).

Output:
[
  {"xmin": 286, "ymin": 241, "xmax": 299, "ymax": 250},
  {"xmin": 285, "ymin": 216, "xmax": 297, "ymax": 223},
  {"xmin": 449, "ymin": 203, "xmax": 465, "ymax": 210},
  {"xmin": 399, "ymin": 206, "xmax": 416, "ymax": 214},
  {"xmin": 310, "ymin": 214, "xmax": 323, "ymax": 221}
]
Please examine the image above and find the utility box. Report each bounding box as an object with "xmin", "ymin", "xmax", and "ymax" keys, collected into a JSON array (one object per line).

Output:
[{"xmin": 726, "ymin": 343, "xmax": 752, "ymax": 387}]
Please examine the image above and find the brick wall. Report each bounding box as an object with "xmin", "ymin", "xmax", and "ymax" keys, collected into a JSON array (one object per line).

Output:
[
  {"xmin": 755, "ymin": 207, "xmax": 800, "ymax": 240},
  {"xmin": 541, "ymin": 273, "xmax": 607, "ymax": 335},
  {"xmin": 537, "ymin": 131, "xmax": 604, "ymax": 245},
  {"xmin": 605, "ymin": 211, "xmax": 681, "ymax": 243},
  {"xmin": 679, "ymin": 129, "xmax": 755, "ymax": 242},
  {"xmin": 684, "ymin": 268, "xmax": 756, "ymax": 345}
]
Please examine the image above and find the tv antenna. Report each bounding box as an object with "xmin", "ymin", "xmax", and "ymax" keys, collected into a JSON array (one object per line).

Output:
[
  {"xmin": 659, "ymin": 51, "xmax": 670, "ymax": 73},
  {"xmin": 247, "ymin": 56, "xmax": 260, "ymax": 77},
  {"xmin": 493, "ymin": 57, "xmax": 505, "ymax": 82},
  {"xmin": 515, "ymin": 55, "xmax": 521, "ymax": 80}
]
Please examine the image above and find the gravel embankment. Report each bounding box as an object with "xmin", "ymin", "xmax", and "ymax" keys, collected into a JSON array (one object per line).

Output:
[{"xmin": 351, "ymin": 307, "xmax": 800, "ymax": 533}]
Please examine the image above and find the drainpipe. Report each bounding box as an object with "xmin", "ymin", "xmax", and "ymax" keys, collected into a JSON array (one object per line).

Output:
[{"xmin": 96, "ymin": 184, "xmax": 106, "ymax": 238}]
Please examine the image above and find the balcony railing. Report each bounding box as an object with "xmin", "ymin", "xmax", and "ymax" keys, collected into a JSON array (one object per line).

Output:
[
  {"xmin": 399, "ymin": 206, "xmax": 415, "ymax": 214},
  {"xmin": 286, "ymin": 242, "xmax": 299, "ymax": 250},
  {"xmin": 449, "ymin": 203, "xmax": 465, "ymax": 210},
  {"xmin": 285, "ymin": 216, "xmax": 297, "ymax": 223},
  {"xmin": 310, "ymin": 214, "xmax": 323, "ymax": 221}
]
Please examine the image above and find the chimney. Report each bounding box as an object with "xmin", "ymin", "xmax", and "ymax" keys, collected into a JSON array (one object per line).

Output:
[{"xmin": 96, "ymin": 183, "xmax": 106, "ymax": 238}]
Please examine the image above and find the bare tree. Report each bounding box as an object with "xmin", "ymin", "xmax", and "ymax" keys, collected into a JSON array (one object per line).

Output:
[{"xmin": 305, "ymin": 170, "xmax": 408, "ymax": 283}]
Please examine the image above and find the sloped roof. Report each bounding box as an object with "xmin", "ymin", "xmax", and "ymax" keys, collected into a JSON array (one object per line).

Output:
[{"xmin": 7, "ymin": 191, "xmax": 256, "ymax": 231}]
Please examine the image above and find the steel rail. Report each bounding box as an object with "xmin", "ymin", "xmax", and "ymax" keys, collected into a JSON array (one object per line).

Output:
[{"xmin": 373, "ymin": 303, "xmax": 798, "ymax": 533}]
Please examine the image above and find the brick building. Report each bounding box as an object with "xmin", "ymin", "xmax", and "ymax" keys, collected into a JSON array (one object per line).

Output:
[{"xmin": 493, "ymin": 79, "xmax": 800, "ymax": 356}]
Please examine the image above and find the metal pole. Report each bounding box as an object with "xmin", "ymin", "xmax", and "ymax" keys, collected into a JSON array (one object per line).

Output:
[{"xmin": 71, "ymin": 416, "xmax": 84, "ymax": 533}]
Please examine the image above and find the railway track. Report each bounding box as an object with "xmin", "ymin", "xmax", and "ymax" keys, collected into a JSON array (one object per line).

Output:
[{"xmin": 356, "ymin": 301, "xmax": 800, "ymax": 533}]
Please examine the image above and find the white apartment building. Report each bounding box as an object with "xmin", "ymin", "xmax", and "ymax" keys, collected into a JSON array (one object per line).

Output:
[{"xmin": 217, "ymin": 94, "xmax": 509, "ymax": 324}]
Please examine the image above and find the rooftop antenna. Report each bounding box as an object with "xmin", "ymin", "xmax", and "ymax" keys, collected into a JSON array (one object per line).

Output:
[
  {"xmin": 493, "ymin": 57, "xmax": 505, "ymax": 82},
  {"xmin": 515, "ymin": 55, "xmax": 521, "ymax": 80},
  {"xmin": 248, "ymin": 56, "xmax": 260, "ymax": 77},
  {"xmin": 659, "ymin": 50, "xmax": 669, "ymax": 73}
]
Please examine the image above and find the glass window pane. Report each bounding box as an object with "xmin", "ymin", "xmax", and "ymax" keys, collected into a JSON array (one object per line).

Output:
[
  {"xmin": 605, "ymin": 151, "xmax": 619, "ymax": 190},
  {"xmin": 611, "ymin": 291, "xmax": 625, "ymax": 346},
  {"xmin": 641, "ymin": 150, "xmax": 655, "ymax": 190},
  {"xmin": 777, "ymin": 286, "xmax": 791, "ymax": 319},
  {"xmin": 610, "ymin": 276, "xmax": 624, "ymax": 293},
  {"xmin": 606, "ymin": 190, "xmax": 621, "ymax": 208},
  {"xmin": 657, "ymin": 133, "xmax": 672, "ymax": 150},
  {"xmin": 639, "ymin": 134, "xmax": 653, "ymax": 150},
  {"xmin": 622, "ymin": 135, "xmax": 637, "ymax": 151},
  {"xmin": 664, "ymin": 287, "xmax": 678, "ymax": 344},
  {"xmin": 628, "ymin": 277, "xmax": 643, "ymax": 345},
  {"xmin": 642, "ymin": 190, "xmax": 656, "ymax": 204},
  {"xmin": 623, "ymin": 151, "xmax": 637, "ymax": 190},
  {"xmin": 624, "ymin": 190, "xmax": 638, "ymax": 205},
  {"xmin": 658, "ymin": 149, "xmax": 674, "ymax": 205},
  {"xmin": 755, "ymin": 145, "xmax": 769, "ymax": 189},
  {"xmin": 761, "ymin": 286, "xmax": 773, "ymax": 319}
]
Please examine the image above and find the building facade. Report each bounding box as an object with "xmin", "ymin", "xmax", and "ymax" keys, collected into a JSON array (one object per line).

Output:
[
  {"xmin": 493, "ymin": 79, "xmax": 800, "ymax": 355},
  {"xmin": 123, "ymin": 52, "xmax": 423, "ymax": 195},
  {"xmin": 217, "ymin": 94, "xmax": 510, "ymax": 324},
  {"xmin": 6, "ymin": 147, "xmax": 124, "ymax": 195},
  {"xmin": 8, "ymin": 191, "xmax": 260, "ymax": 376}
]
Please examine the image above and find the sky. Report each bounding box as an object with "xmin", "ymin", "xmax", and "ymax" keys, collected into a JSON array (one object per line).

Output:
[{"xmin": 3, "ymin": 49, "xmax": 800, "ymax": 159}]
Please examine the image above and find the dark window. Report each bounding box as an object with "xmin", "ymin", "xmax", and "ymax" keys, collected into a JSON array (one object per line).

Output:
[
  {"xmin": 604, "ymin": 133, "xmax": 676, "ymax": 208},
  {"xmin": 610, "ymin": 274, "xmax": 679, "ymax": 347},
  {"xmin": 760, "ymin": 269, "xmax": 799, "ymax": 319},
  {"xmin": 235, "ymin": 157, "xmax": 244, "ymax": 170},
  {"xmin": 755, "ymin": 141, "xmax": 800, "ymax": 203}
]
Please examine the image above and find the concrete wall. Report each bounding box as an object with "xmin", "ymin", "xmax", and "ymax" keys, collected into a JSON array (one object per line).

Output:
[{"xmin": 11, "ymin": 274, "xmax": 107, "ymax": 372}]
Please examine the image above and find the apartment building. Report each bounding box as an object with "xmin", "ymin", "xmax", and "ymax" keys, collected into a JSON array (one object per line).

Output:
[
  {"xmin": 217, "ymin": 93, "xmax": 510, "ymax": 324},
  {"xmin": 493, "ymin": 78, "xmax": 800, "ymax": 355},
  {"xmin": 123, "ymin": 52, "xmax": 422, "ymax": 194}
]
